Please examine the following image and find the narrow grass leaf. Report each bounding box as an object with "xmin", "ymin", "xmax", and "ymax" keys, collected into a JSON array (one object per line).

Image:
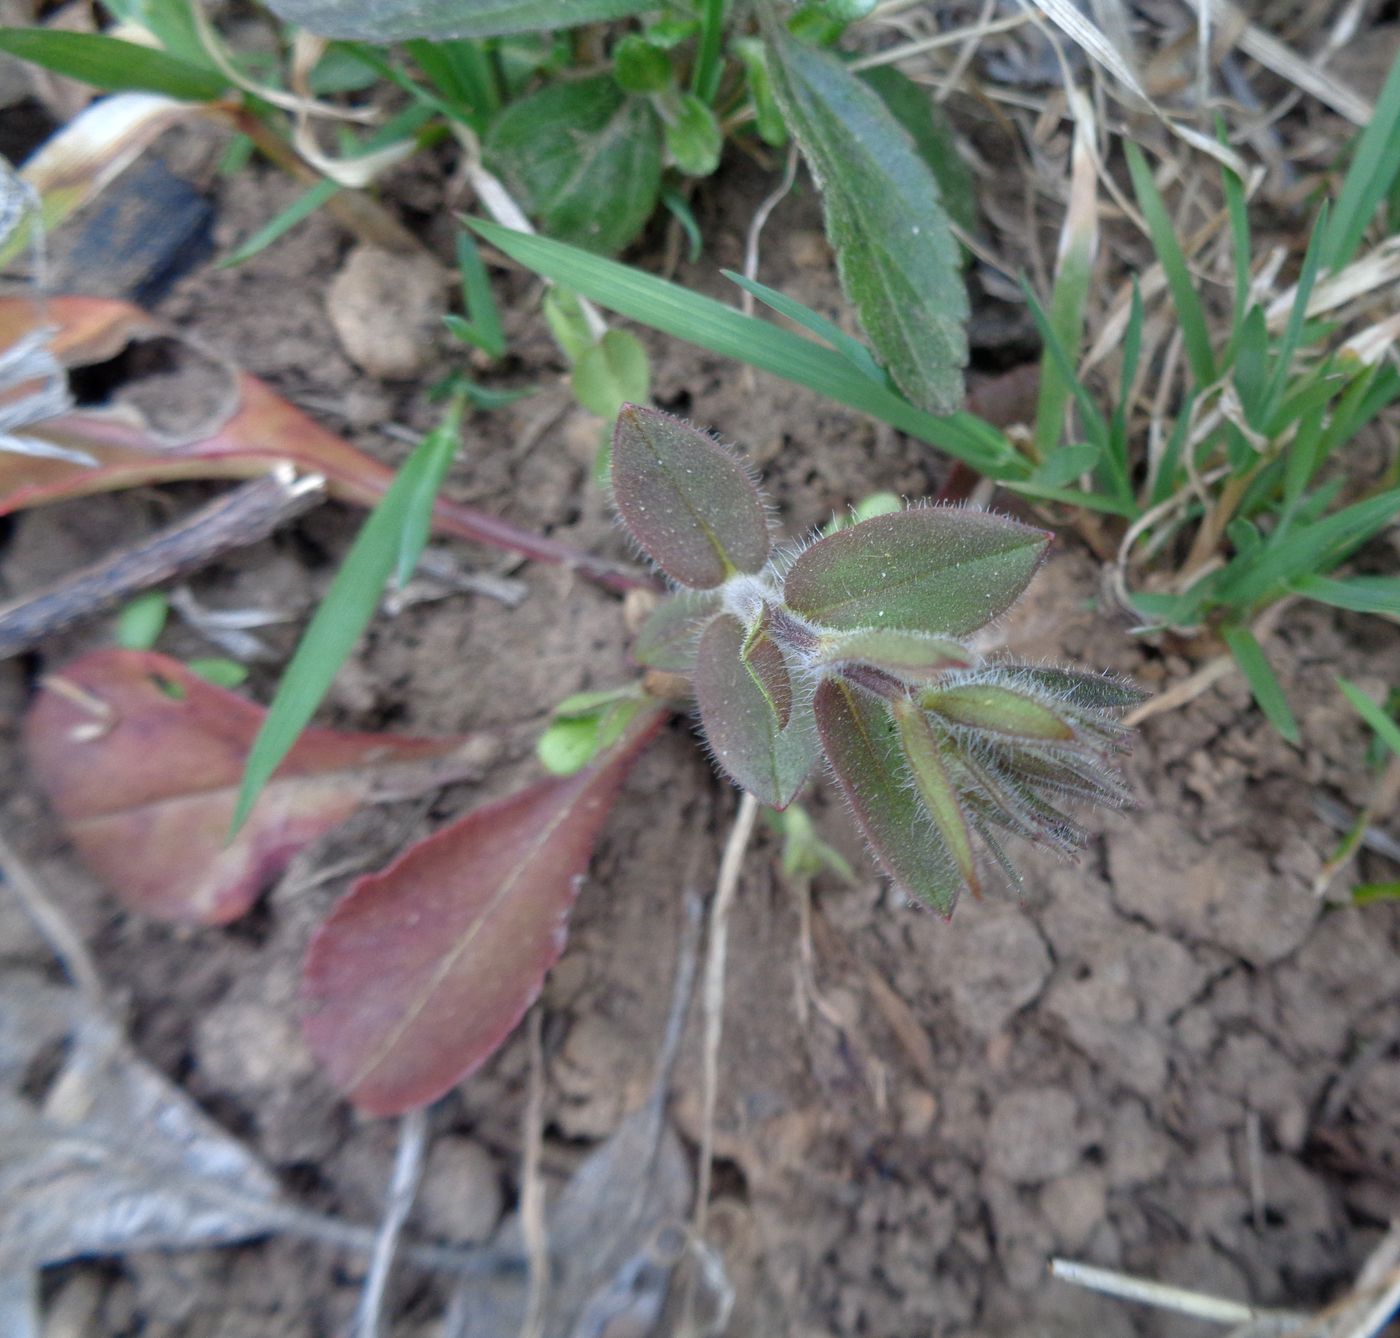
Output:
[
  {"xmin": 1221, "ymin": 625, "xmax": 1299, "ymax": 743},
  {"xmin": 0, "ymin": 28, "xmax": 226, "ymax": 100},
  {"xmin": 220, "ymin": 179, "xmax": 340, "ymax": 269},
  {"xmin": 1125, "ymin": 142, "xmax": 1216, "ymax": 387},
  {"xmin": 265, "ymin": 0, "xmax": 656, "ymax": 39},
  {"xmin": 1337, "ymin": 676, "xmax": 1400, "ymax": 759},
  {"xmin": 1290, "ymin": 573, "xmax": 1400, "ymax": 616},
  {"xmin": 232, "ymin": 418, "xmax": 470, "ymax": 834},
  {"xmin": 1321, "ymin": 46, "xmax": 1400, "ymax": 270},
  {"xmin": 395, "ymin": 400, "xmax": 465, "ymax": 588},
  {"xmin": 765, "ymin": 26, "xmax": 968, "ymax": 414},
  {"xmin": 451, "ymin": 230, "xmax": 506, "ymax": 358},
  {"xmin": 467, "ymin": 218, "xmax": 1023, "ymax": 475},
  {"xmin": 723, "ymin": 271, "xmax": 886, "ymax": 384}
]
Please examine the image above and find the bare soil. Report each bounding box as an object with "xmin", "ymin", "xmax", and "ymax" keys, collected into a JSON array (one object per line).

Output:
[{"xmin": 2, "ymin": 120, "xmax": 1399, "ymax": 1338}]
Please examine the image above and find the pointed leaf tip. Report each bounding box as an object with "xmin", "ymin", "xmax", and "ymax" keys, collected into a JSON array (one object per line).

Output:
[
  {"xmin": 612, "ymin": 406, "xmax": 770, "ymax": 589},
  {"xmin": 302, "ymin": 709, "xmax": 664, "ymax": 1115},
  {"xmin": 785, "ymin": 508, "xmax": 1050, "ymax": 637}
]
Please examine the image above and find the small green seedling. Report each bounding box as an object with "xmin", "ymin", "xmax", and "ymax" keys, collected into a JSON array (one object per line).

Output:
[{"xmin": 614, "ymin": 405, "xmax": 1143, "ymax": 913}]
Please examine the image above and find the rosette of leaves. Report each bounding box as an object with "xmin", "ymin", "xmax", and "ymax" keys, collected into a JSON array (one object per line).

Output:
[{"xmin": 616, "ymin": 405, "xmax": 1143, "ymax": 914}]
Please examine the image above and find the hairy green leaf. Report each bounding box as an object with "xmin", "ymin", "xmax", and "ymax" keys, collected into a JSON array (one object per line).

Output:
[
  {"xmin": 765, "ymin": 27, "xmax": 968, "ymax": 414},
  {"xmin": 612, "ymin": 405, "xmax": 770, "ymax": 588},
  {"xmin": 815, "ymin": 678, "xmax": 964, "ymax": 913},
  {"xmin": 264, "ymin": 0, "xmax": 655, "ymax": 38},
  {"xmin": 483, "ymin": 76, "xmax": 661, "ymax": 254},
  {"xmin": 784, "ymin": 509, "xmax": 1050, "ymax": 635},
  {"xmin": 891, "ymin": 696, "xmax": 979, "ymax": 894},
  {"xmin": 695, "ymin": 615, "xmax": 816, "ymax": 808}
]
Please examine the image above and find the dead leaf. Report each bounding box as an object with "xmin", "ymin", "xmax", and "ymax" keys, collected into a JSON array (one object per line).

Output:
[
  {"xmin": 23, "ymin": 649, "xmax": 489, "ymax": 924},
  {"xmin": 0, "ymin": 974, "xmax": 284, "ymax": 1272},
  {"xmin": 302, "ymin": 709, "xmax": 666, "ymax": 1116},
  {"xmin": 0, "ymin": 296, "xmax": 646, "ymax": 591}
]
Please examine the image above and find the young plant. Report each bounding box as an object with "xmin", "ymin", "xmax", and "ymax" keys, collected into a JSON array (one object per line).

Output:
[{"xmin": 614, "ymin": 405, "xmax": 1141, "ymax": 912}]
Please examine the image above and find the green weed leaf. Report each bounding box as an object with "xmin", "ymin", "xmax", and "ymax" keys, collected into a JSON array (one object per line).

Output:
[
  {"xmin": 815, "ymin": 678, "xmax": 965, "ymax": 913},
  {"xmin": 612, "ymin": 405, "xmax": 771, "ymax": 587},
  {"xmin": 572, "ymin": 330, "xmax": 650, "ymax": 420},
  {"xmin": 265, "ymin": 0, "xmax": 655, "ymax": 38},
  {"xmin": 483, "ymin": 76, "xmax": 661, "ymax": 254},
  {"xmin": 632, "ymin": 589, "xmax": 720, "ymax": 672},
  {"xmin": 783, "ymin": 508, "xmax": 1050, "ymax": 635},
  {"xmin": 0, "ymin": 27, "xmax": 225, "ymax": 100},
  {"xmin": 765, "ymin": 26, "xmax": 968, "ymax": 414},
  {"xmin": 661, "ymin": 91, "xmax": 722, "ymax": 176},
  {"xmin": 695, "ymin": 615, "xmax": 816, "ymax": 808},
  {"xmin": 232, "ymin": 410, "xmax": 464, "ymax": 834}
]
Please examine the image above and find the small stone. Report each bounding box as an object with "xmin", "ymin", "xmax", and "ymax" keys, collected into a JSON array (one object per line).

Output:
[
  {"xmin": 1039, "ymin": 1170, "xmax": 1107, "ymax": 1252},
  {"xmin": 416, "ymin": 1137, "xmax": 502, "ymax": 1244},
  {"xmin": 327, "ymin": 245, "xmax": 446, "ymax": 379},
  {"xmin": 899, "ymin": 1087, "xmax": 939, "ymax": 1138},
  {"xmin": 985, "ymin": 1086, "xmax": 1082, "ymax": 1184}
]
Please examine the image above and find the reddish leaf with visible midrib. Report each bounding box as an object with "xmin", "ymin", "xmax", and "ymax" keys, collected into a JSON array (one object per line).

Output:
[
  {"xmin": 23, "ymin": 650, "xmax": 482, "ymax": 924},
  {"xmin": 301, "ymin": 708, "xmax": 665, "ymax": 1116}
]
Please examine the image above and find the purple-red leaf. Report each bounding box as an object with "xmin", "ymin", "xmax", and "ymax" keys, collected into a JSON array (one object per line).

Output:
[
  {"xmin": 632, "ymin": 588, "xmax": 720, "ymax": 672},
  {"xmin": 22, "ymin": 650, "xmax": 483, "ymax": 924},
  {"xmin": 612, "ymin": 405, "xmax": 770, "ymax": 588},
  {"xmin": 695, "ymin": 614, "xmax": 815, "ymax": 808},
  {"xmin": 301, "ymin": 709, "xmax": 664, "ymax": 1116},
  {"xmin": 742, "ymin": 605, "xmax": 793, "ymax": 728},
  {"xmin": 814, "ymin": 677, "xmax": 966, "ymax": 914},
  {"xmin": 784, "ymin": 508, "xmax": 1050, "ymax": 636}
]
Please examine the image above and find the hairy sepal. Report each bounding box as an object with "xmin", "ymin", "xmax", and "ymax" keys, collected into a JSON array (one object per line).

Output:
[
  {"xmin": 814, "ymin": 676, "xmax": 966, "ymax": 914},
  {"xmin": 816, "ymin": 626, "xmax": 973, "ymax": 681}
]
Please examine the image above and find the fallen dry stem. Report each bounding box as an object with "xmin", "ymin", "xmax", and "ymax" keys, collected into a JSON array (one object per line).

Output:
[
  {"xmin": 354, "ymin": 1107, "xmax": 429, "ymax": 1338},
  {"xmin": 693, "ymin": 791, "xmax": 760, "ymax": 1247}
]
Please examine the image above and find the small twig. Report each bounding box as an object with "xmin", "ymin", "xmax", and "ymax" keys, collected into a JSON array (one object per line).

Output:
[
  {"xmin": 354, "ymin": 1107, "xmax": 430, "ymax": 1338},
  {"xmin": 1050, "ymin": 1259, "xmax": 1307, "ymax": 1327},
  {"xmin": 0, "ymin": 829, "xmax": 103, "ymax": 1005},
  {"xmin": 0, "ymin": 467, "xmax": 326, "ymax": 659},
  {"xmin": 519, "ymin": 1008, "xmax": 549, "ymax": 1338},
  {"xmin": 693, "ymin": 792, "xmax": 760, "ymax": 1245}
]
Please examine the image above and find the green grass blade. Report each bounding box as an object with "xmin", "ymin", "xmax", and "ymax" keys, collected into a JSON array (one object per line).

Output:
[
  {"xmin": 1221, "ymin": 150, "xmax": 1251, "ymax": 342},
  {"xmin": 1338, "ymin": 676, "xmax": 1400, "ymax": 758},
  {"xmin": 1218, "ymin": 486, "xmax": 1400, "ymax": 607},
  {"xmin": 1259, "ymin": 205, "xmax": 1329, "ymax": 427},
  {"xmin": 724, "ymin": 270, "xmax": 886, "ymax": 383},
  {"xmin": 396, "ymin": 398, "xmax": 466, "ymax": 587},
  {"xmin": 1292, "ymin": 573, "xmax": 1400, "ymax": 615},
  {"xmin": 0, "ymin": 27, "xmax": 226, "ymax": 99},
  {"xmin": 220, "ymin": 179, "xmax": 340, "ymax": 268},
  {"xmin": 468, "ymin": 217, "xmax": 1025, "ymax": 476},
  {"xmin": 1019, "ymin": 276, "xmax": 1109, "ymax": 452},
  {"xmin": 231, "ymin": 414, "xmax": 468, "ymax": 834},
  {"xmin": 1320, "ymin": 46, "xmax": 1400, "ymax": 270},
  {"xmin": 1125, "ymin": 142, "xmax": 1216, "ymax": 387},
  {"xmin": 1002, "ymin": 478, "xmax": 1137, "ymax": 517},
  {"xmin": 453, "ymin": 230, "xmax": 507, "ymax": 358},
  {"xmin": 1222, "ymin": 624, "xmax": 1299, "ymax": 743}
]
